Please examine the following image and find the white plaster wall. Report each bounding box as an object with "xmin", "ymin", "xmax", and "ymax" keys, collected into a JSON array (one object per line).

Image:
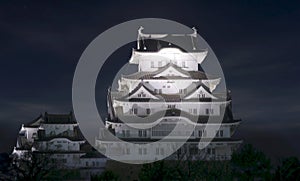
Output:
[
  {"xmin": 112, "ymin": 121, "xmax": 233, "ymax": 139},
  {"xmin": 23, "ymin": 127, "xmax": 39, "ymax": 142},
  {"xmin": 114, "ymin": 100, "xmax": 223, "ymax": 116},
  {"xmin": 80, "ymin": 158, "xmax": 107, "ymax": 168},
  {"xmin": 42, "ymin": 124, "xmax": 76, "ymax": 136},
  {"xmin": 139, "ymin": 59, "xmax": 198, "ymax": 72},
  {"xmin": 38, "ymin": 138, "xmax": 82, "ymax": 151},
  {"xmin": 120, "ymin": 79, "xmax": 219, "ymax": 94},
  {"xmin": 52, "ymin": 153, "xmax": 84, "ymax": 168}
]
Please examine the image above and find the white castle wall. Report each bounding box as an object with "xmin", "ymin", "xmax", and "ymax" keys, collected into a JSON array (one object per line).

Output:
[
  {"xmin": 120, "ymin": 79, "xmax": 220, "ymax": 94},
  {"xmin": 37, "ymin": 138, "xmax": 83, "ymax": 151},
  {"xmin": 42, "ymin": 124, "xmax": 76, "ymax": 136},
  {"xmin": 111, "ymin": 121, "xmax": 232, "ymax": 139},
  {"xmin": 21, "ymin": 126, "xmax": 39, "ymax": 142},
  {"xmin": 113, "ymin": 100, "xmax": 224, "ymax": 116}
]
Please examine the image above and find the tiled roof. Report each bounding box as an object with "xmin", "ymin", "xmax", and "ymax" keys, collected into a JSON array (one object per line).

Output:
[
  {"xmin": 110, "ymin": 108, "xmax": 240, "ymax": 124},
  {"xmin": 123, "ymin": 63, "xmax": 212, "ymax": 80},
  {"xmin": 44, "ymin": 112, "xmax": 77, "ymax": 124},
  {"xmin": 36, "ymin": 126, "xmax": 85, "ymax": 141},
  {"xmin": 23, "ymin": 114, "xmax": 43, "ymax": 128},
  {"xmin": 116, "ymin": 81, "xmax": 227, "ymax": 102},
  {"xmin": 23, "ymin": 112, "xmax": 77, "ymax": 127}
]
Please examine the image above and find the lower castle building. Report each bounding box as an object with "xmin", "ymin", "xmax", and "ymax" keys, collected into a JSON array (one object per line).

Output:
[{"xmin": 12, "ymin": 112, "xmax": 107, "ymax": 178}]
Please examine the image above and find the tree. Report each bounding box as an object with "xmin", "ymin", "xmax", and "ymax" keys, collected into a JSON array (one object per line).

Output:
[
  {"xmin": 139, "ymin": 161, "xmax": 179, "ymax": 181},
  {"xmin": 0, "ymin": 153, "xmax": 14, "ymax": 180},
  {"xmin": 273, "ymin": 157, "xmax": 300, "ymax": 180},
  {"xmin": 12, "ymin": 151, "xmax": 57, "ymax": 181},
  {"xmin": 91, "ymin": 170, "xmax": 119, "ymax": 181},
  {"xmin": 231, "ymin": 144, "xmax": 272, "ymax": 181}
]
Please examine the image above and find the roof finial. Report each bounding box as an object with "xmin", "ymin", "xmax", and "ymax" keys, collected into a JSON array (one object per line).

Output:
[
  {"xmin": 192, "ymin": 27, "xmax": 197, "ymax": 36},
  {"xmin": 137, "ymin": 26, "xmax": 144, "ymax": 50},
  {"xmin": 191, "ymin": 27, "xmax": 197, "ymax": 50},
  {"xmin": 138, "ymin": 26, "xmax": 144, "ymax": 35}
]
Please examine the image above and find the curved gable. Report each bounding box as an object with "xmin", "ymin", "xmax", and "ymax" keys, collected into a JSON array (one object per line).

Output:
[
  {"xmin": 184, "ymin": 85, "xmax": 217, "ymax": 100},
  {"xmin": 153, "ymin": 65, "xmax": 190, "ymax": 78},
  {"xmin": 127, "ymin": 84, "xmax": 159, "ymax": 100}
]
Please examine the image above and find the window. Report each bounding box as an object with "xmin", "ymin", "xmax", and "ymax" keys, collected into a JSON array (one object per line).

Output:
[
  {"xmin": 212, "ymin": 148, "xmax": 216, "ymax": 155},
  {"xmin": 139, "ymin": 130, "xmax": 147, "ymax": 137},
  {"xmin": 146, "ymin": 108, "xmax": 151, "ymax": 115},
  {"xmin": 137, "ymin": 91, "xmax": 146, "ymax": 98},
  {"xmin": 206, "ymin": 108, "xmax": 214, "ymax": 115},
  {"xmin": 139, "ymin": 148, "xmax": 142, "ymax": 155},
  {"xmin": 156, "ymin": 148, "xmax": 159, "ymax": 155},
  {"xmin": 151, "ymin": 61, "xmax": 154, "ymax": 68},
  {"xmin": 193, "ymin": 108, "xmax": 197, "ymax": 114},
  {"xmin": 207, "ymin": 148, "xmax": 211, "ymax": 154},
  {"xmin": 126, "ymin": 130, "xmax": 130, "ymax": 137},
  {"xmin": 126, "ymin": 148, "xmax": 130, "ymax": 154},
  {"xmin": 179, "ymin": 89, "xmax": 187, "ymax": 94},
  {"xmin": 198, "ymin": 130, "xmax": 202, "ymax": 137},
  {"xmin": 199, "ymin": 91, "xmax": 205, "ymax": 98},
  {"xmin": 182, "ymin": 61, "xmax": 186, "ymax": 68},
  {"xmin": 143, "ymin": 148, "xmax": 147, "ymax": 154},
  {"xmin": 217, "ymin": 130, "xmax": 223, "ymax": 137},
  {"xmin": 167, "ymin": 105, "xmax": 175, "ymax": 109},
  {"xmin": 132, "ymin": 108, "xmax": 138, "ymax": 114}
]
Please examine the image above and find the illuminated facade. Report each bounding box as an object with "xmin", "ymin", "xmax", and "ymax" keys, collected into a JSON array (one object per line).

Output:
[{"xmin": 97, "ymin": 27, "xmax": 242, "ymax": 161}]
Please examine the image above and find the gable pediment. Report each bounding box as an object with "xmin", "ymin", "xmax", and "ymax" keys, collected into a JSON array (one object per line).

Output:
[
  {"xmin": 153, "ymin": 66, "xmax": 189, "ymax": 78},
  {"xmin": 127, "ymin": 85, "xmax": 159, "ymax": 100},
  {"xmin": 184, "ymin": 86, "xmax": 217, "ymax": 100}
]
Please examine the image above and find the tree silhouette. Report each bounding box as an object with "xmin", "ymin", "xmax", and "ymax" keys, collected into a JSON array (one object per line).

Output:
[
  {"xmin": 12, "ymin": 151, "xmax": 57, "ymax": 181},
  {"xmin": 273, "ymin": 157, "xmax": 300, "ymax": 180},
  {"xmin": 231, "ymin": 144, "xmax": 271, "ymax": 181},
  {"xmin": 91, "ymin": 170, "xmax": 119, "ymax": 181},
  {"xmin": 0, "ymin": 153, "xmax": 14, "ymax": 180}
]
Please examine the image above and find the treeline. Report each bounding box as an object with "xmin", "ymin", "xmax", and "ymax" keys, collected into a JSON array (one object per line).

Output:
[
  {"xmin": 1, "ymin": 144, "xmax": 299, "ymax": 180},
  {"xmin": 93, "ymin": 144, "xmax": 300, "ymax": 181}
]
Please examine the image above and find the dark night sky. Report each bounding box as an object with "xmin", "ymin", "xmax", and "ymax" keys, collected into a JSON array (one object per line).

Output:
[{"xmin": 1, "ymin": 0, "xmax": 300, "ymax": 159}]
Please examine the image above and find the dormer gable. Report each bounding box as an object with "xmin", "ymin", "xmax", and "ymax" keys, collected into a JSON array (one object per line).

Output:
[
  {"xmin": 184, "ymin": 85, "xmax": 217, "ymax": 100},
  {"xmin": 127, "ymin": 83, "xmax": 159, "ymax": 100},
  {"xmin": 153, "ymin": 64, "xmax": 190, "ymax": 78}
]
